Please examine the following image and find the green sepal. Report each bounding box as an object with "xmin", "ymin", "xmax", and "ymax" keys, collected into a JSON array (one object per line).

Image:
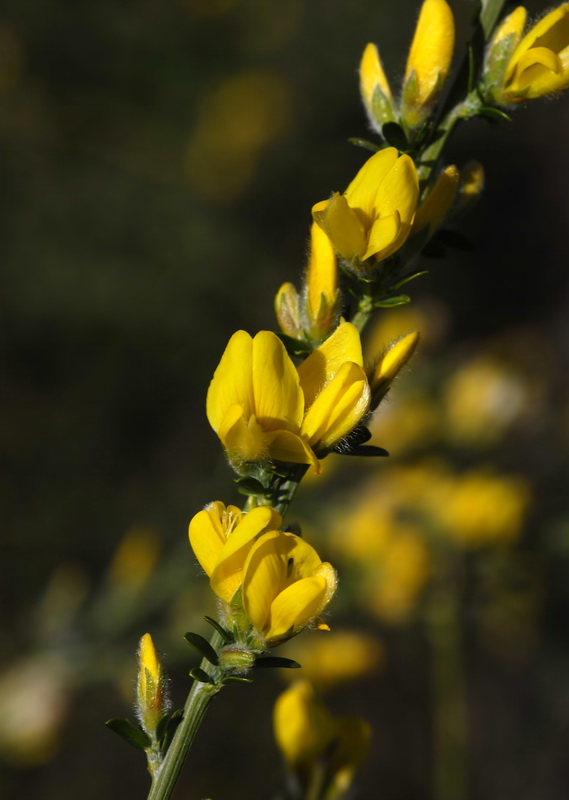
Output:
[
  {"xmin": 221, "ymin": 675, "xmax": 254, "ymax": 685},
  {"xmin": 371, "ymin": 85, "xmax": 396, "ymax": 128},
  {"xmin": 347, "ymin": 137, "xmax": 381, "ymax": 152},
  {"xmin": 184, "ymin": 632, "xmax": 220, "ymax": 665},
  {"xmin": 254, "ymin": 656, "xmax": 301, "ymax": 669},
  {"xmin": 389, "ymin": 270, "xmax": 429, "ymax": 291},
  {"xmin": 105, "ymin": 718, "xmax": 151, "ymax": 751},
  {"xmin": 381, "ymin": 121, "xmax": 409, "ymax": 152},
  {"xmin": 189, "ymin": 667, "xmax": 215, "ymax": 684},
  {"xmin": 477, "ymin": 106, "xmax": 512, "ymax": 123},
  {"xmin": 204, "ymin": 615, "xmax": 233, "ymax": 643},
  {"xmin": 375, "ymin": 294, "xmax": 411, "ymax": 308}
]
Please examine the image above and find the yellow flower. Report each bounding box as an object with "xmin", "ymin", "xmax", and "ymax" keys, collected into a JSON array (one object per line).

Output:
[
  {"xmin": 241, "ymin": 531, "xmax": 337, "ymax": 645},
  {"xmin": 368, "ymin": 330, "xmax": 420, "ymax": 409},
  {"xmin": 137, "ymin": 634, "xmax": 167, "ymax": 732},
  {"xmin": 207, "ymin": 322, "xmax": 371, "ymax": 469},
  {"xmin": 402, "ymin": 0, "xmax": 455, "ymax": 127},
  {"xmin": 359, "ymin": 42, "xmax": 395, "ymax": 131},
  {"xmin": 312, "ymin": 148, "xmax": 419, "ymax": 269},
  {"xmin": 281, "ymin": 631, "xmax": 383, "ymax": 688},
  {"xmin": 456, "ymin": 161, "xmax": 485, "ymax": 213},
  {"xmin": 274, "ymin": 680, "xmax": 335, "ymax": 768},
  {"xmin": 274, "ymin": 222, "xmax": 339, "ymax": 342},
  {"xmin": 499, "ymin": 4, "xmax": 569, "ymax": 102},
  {"xmin": 274, "ymin": 681, "xmax": 370, "ymax": 794},
  {"xmin": 413, "ymin": 165, "xmax": 459, "ymax": 235},
  {"xmin": 188, "ymin": 502, "xmax": 282, "ymax": 602}
]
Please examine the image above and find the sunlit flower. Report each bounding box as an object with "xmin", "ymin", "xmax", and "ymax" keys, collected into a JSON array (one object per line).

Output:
[
  {"xmin": 368, "ymin": 330, "xmax": 420, "ymax": 409},
  {"xmin": 490, "ymin": 4, "xmax": 569, "ymax": 102},
  {"xmin": 241, "ymin": 531, "xmax": 337, "ymax": 646},
  {"xmin": 402, "ymin": 0, "xmax": 455, "ymax": 127},
  {"xmin": 188, "ymin": 502, "xmax": 282, "ymax": 602},
  {"xmin": 312, "ymin": 148, "xmax": 419, "ymax": 270},
  {"xmin": 207, "ymin": 322, "xmax": 371, "ymax": 470}
]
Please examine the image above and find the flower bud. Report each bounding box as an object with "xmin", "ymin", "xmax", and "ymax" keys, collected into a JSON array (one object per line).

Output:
[
  {"xmin": 369, "ymin": 331, "xmax": 420, "ymax": 409},
  {"xmin": 359, "ymin": 43, "xmax": 395, "ymax": 132},
  {"xmin": 275, "ymin": 282, "xmax": 303, "ymax": 339},
  {"xmin": 401, "ymin": 0, "xmax": 455, "ymax": 129},
  {"xmin": 136, "ymin": 634, "xmax": 168, "ymax": 736},
  {"xmin": 413, "ymin": 165, "xmax": 459, "ymax": 237}
]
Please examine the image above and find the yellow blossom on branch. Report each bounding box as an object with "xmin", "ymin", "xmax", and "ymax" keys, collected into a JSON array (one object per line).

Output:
[
  {"xmin": 241, "ymin": 531, "xmax": 337, "ymax": 646},
  {"xmin": 312, "ymin": 148, "xmax": 419, "ymax": 271},
  {"xmin": 359, "ymin": 42, "xmax": 395, "ymax": 131},
  {"xmin": 206, "ymin": 322, "xmax": 371, "ymax": 470},
  {"xmin": 489, "ymin": 4, "xmax": 569, "ymax": 103},
  {"xmin": 188, "ymin": 502, "xmax": 282, "ymax": 602}
]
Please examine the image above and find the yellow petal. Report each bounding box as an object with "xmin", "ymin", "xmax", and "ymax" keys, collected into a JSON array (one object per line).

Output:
[
  {"xmin": 313, "ymin": 194, "xmax": 367, "ymax": 262},
  {"xmin": 405, "ymin": 0, "xmax": 455, "ymax": 103},
  {"xmin": 242, "ymin": 531, "xmax": 288, "ymax": 632},
  {"xmin": 252, "ymin": 332, "xmax": 304, "ymax": 432},
  {"xmin": 210, "ymin": 506, "xmax": 282, "ymax": 602},
  {"xmin": 297, "ymin": 321, "xmax": 364, "ymax": 408},
  {"xmin": 188, "ymin": 503, "xmax": 231, "ymax": 576},
  {"xmin": 273, "ymin": 681, "xmax": 335, "ymax": 768},
  {"xmin": 344, "ymin": 148, "xmax": 398, "ymax": 224},
  {"xmin": 206, "ymin": 331, "xmax": 254, "ymax": 432},
  {"xmin": 510, "ymin": 4, "xmax": 569, "ymax": 63},
  {"xmin": 306, "ymin": 222, "xmax": 337, "ymax": 321},
  {"xmin": 264, "ymin": 429, "xmax": 321, "ymax": 473},
  {"xmin": 363, "ymin": 212, "xmax": 401, "ymax": 262},
  {"xmin": 266, "ymin": 576, "xmax": 329, "ymax": 640},
  {"xmin": 413, "ymin": 165, "xmax": 459, "ymax": 234},
  {"xmin": 491, "ymin": 6, "xmax": 527, "ymax": 50},
  {"xmin": 218, "ymin": 405, "xmax": 269, "ymax": 462},
  {"xmin": 360, "ymin": 42, "xmax": 393, "ymax": 105},
  {"xmin": 373, "ymin": 154, "xmax": 419, "ymax": 226},
  {"xmin": 301, "ymin": 362, "xmax": 371, "ymax": 449}
]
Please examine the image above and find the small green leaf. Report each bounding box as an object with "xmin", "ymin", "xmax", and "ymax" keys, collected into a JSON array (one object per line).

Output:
[
  {"xmin": 381, "ymin": 122, "xmax": 409, "ymax": 151},
  {"xmin": 254, "ymin": 657, "xmax": 302, "ymax": 669},
  {"xmin": 159, "ymin": 710, "xmax": 183, "ymax": 752},
  {"xmin": 221, "ymin": 675, "xmax": 254, "ymax": 685},
  {"xmin": 189, "ymin": 667, "xmax": 214, "ymax": 684},
  {"xmin": 184, "ymin": 632, "xmax": 220, "ymax": 665},
  {"xmin": 375, "ymin": 294, "xmax": 411, "ymax": 308},
  {"xmin": 478, "ymin": 106, "xmax": 513, "ymax": 123},
  {"xmin": 341, "ymin": 445, "xmax": 390, "ymax": 458},
  {"xmin": 105, "ymin": 718, "xmax": 151, "ymax": 751},
  {"xmin": 389, "ymin": 270, "xmax": 429, "ymax": 291},
  {"xmin": 204, "ymin": 616, "xmax": 233, "ymax": 643},
  {"xmin": 347, "ymin": 137, "xmax": 381, "ymax": 152},
  {"xmin": 235, "ymin": 477, "xmax": 266, "ymax": 496}
]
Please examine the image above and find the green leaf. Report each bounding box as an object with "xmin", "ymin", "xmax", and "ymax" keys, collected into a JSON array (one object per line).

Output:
[
  {"xmin": 341, "ymin": 445, "xmax": 390, "ymax": 458},
  {"xmin": 347, "ymin": 137, "xmax": 381, "ymax": 152},
  {"xmin": 389, "ymin": 270, "xmax": 429, "ymax": 291},
  {"xmin": 105, "ymin": 718, "xmax": 151, "ymax": 751},
  {"xmin": 184, "ymin": 632, "xmax": 220, "ymax": 665},
  {"xmin": 235, "ymin": 477, "xmax": 266, "ymax": 496},
  {"xmin": 204, "ymin": 616, "xmax": 233, "ymax": 643},
  {"xmin": 375, "ymin": 294, "xmax": 411, "ymax": 308},
  {"xmin": 254, "ymin": 657, "xmax": 302, "ymax": 669},
  {"xmin": 478, "ymin": 106, "xmax": 512, "ymax": 123},
  {"xmin": 189, "ymin": 667, "xmax": 214, "ymax": 684},
  {"xmin": 221, "ymin": 675, "xmax": 254, "ymax": 685},
  {"xmin": 159, "ymin": 710, "xmax": 183, "ymax": 752},
  {"xmin": 381, "ymin": 122, "xmax": 409, "ymax": 152}
]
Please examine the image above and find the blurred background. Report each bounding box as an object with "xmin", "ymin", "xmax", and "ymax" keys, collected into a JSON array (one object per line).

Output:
[{"xmin": 1, "ymin": 0, "xmax": 569, "ymax": 798}]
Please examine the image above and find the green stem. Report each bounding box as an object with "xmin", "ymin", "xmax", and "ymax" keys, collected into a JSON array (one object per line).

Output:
[
  {"xmin": 350, "ymin": 292, "xmax": 374, "ymax": 334},
  {"xmin": 424, "ymin": 551, "xmax": 468, "ymax": 800},
  {"xmin": 147, "ymin": 630, "xmax": 223, "ymax": 800}
]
